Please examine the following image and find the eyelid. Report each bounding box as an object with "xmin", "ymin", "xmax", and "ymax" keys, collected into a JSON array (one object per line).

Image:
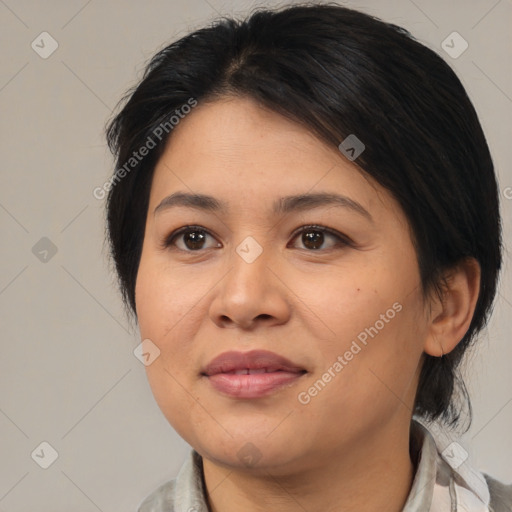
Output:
[
  {"xmin": 161, "ymin": 224, "xmax": 353, "ymax": 251},
  {"xmin": 289, "ymin": 224, "xmax": 354, "ymax": 249},
  {"xmin": 161, "ymin": 225, "xmax": 220, "ymax": 251}
]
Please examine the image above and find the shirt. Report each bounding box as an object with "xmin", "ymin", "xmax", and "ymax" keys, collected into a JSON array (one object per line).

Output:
[{"xmin": 137, "ymin": 420, "xmax": 512, "ymax": 511}]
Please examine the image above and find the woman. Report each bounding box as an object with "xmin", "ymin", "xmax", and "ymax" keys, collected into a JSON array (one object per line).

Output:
[{"xmin": 104, "ymin": 4, "xmax": 511, "ymax": 511}]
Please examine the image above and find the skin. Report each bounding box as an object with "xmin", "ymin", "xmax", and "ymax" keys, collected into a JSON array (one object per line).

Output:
[{"xmin": 135, "ymin": 96, "xmax": 480, "ymax": 511}]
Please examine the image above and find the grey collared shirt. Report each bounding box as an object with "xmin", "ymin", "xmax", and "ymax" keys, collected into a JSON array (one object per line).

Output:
[{"xmin": 137, "ymin": 421, "xmax": 512, "ymax": 511}]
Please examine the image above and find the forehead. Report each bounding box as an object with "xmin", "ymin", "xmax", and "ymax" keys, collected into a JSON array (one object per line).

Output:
[{"xmin": 148, "ymin": 97, "xmax": 399, "ymax": 222}]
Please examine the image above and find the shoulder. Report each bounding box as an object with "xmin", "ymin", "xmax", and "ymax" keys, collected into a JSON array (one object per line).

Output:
[
  {"xmin": 136, "ymin": 450, "xmax": 207, "ymax": 512},
  {"xmin": 485, "ymin": 474, "xmax": 512, "ymax": 512},
  {"xmin": 137, "ymin": 479, "xmax": 177, "ymax": 512}
]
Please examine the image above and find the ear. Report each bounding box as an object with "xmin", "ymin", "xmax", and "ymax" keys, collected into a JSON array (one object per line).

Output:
[{"xmin": 423, "ymin": 258, "xmax": 481, "ymax": 357}]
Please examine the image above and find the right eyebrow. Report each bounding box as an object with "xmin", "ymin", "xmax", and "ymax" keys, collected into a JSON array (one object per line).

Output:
[{"xmin": 154, "ymin": 192, "xmax": 227, "ymax": 216}]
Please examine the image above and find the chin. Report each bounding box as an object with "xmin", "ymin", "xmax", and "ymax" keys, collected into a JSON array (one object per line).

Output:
[{"xmin": 195, "ymin": 429, "xmax": 305, "ymax": 473}]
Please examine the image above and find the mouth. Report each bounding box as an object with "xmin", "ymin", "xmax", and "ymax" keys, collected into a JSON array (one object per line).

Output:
[{"xmin": 201, "ymin": 350, "xmax": 307, "ymax": 399}]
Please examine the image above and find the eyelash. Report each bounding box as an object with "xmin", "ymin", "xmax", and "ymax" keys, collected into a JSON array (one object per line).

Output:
[{"xmin": 161, "ymin": 224, "xmax": 353, "ymax": 253}]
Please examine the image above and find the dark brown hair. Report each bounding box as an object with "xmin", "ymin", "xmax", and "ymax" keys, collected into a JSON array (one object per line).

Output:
[{"xmin": 104, "ymin": 3, "xmax": 502, "ymax": 427}]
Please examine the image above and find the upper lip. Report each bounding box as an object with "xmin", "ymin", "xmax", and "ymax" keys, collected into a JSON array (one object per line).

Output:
[{"xmin": 202, "ymin": 350, "xmax": 306, "ymax": 376}]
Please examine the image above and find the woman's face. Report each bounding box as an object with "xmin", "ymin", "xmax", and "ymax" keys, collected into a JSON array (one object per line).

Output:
[{"xmin": 135, "ymin": 97, "xmax": 430, "ymax": 473}]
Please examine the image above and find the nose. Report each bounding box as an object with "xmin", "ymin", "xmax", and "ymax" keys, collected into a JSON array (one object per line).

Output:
[{"xmin": 208, "ymin": 241, "xmax": 291, "ymax": 330}]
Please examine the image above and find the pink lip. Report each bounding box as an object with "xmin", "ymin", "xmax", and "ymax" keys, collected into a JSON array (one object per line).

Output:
[{"xmin": 202, "ymin": 350, "xmax": 307, "ymax": 399}]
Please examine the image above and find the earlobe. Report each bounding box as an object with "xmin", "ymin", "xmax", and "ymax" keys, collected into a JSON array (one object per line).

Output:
[{"xmin": 423, "ymin": 258, "xmax": 481, "ymax": 357}]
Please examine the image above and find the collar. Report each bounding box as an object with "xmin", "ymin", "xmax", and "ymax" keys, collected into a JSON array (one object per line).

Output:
[
  {"xmin": 403, "ymin": 420, "xmax": 490, "ymax": 511},
  {"xmin": 138, "ymin": 419, "xmax": 492, "ymax": 511}
]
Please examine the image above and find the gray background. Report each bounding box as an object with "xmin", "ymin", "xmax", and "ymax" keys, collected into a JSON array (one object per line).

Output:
[{"xmin": 0, "ymin": 0, "xmax": 511, "ymax": 510}]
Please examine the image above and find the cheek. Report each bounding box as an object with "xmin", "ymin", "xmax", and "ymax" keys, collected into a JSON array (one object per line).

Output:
[
  {"xmin": 143, "ymin": 361, "xmax": 202, "ymax": 445},
  {"xmin": 298, "ymin": 258, "xmax": 425, "ymax": 395},
  {"xmin": 290, "ymin": 261, "xmax": 398, "ymax": 342},
  {"xmin": 135, "ymin": 252, "xmax": 203, "ymax": 341},
  {"xmin": 135, "ymin": 255, "xmax": 204, "ymax": 434},
  {"xmin": 135, "ymin": 259, "xmax": 195, "ymax": 396}
]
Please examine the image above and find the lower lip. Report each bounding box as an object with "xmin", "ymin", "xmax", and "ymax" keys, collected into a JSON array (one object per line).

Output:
[{"xmin": 205, "ymin": 371, "xmax": 305, "ymax": 398}]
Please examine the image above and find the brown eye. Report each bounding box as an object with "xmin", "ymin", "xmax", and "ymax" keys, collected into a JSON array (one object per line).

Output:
[
  {"xmin": 182, "ymin": 230, "xmax": 207, "ymax": 250},
  {"xmin": 290, "ymin": 225, "xmax": 351, "ymax": 251},
  {"xmin": 163, "ymin": 226, "xmax": 221, "ymax": 251},
  {"xmin": 301, "ymin": 230, "xmax": 325, "ymax": 250}
]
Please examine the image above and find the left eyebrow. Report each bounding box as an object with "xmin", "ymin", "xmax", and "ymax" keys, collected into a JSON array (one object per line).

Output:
[
  {"xmin": 153, "ymin": 191, "xmax": 373, "ymax": 222},
  {"xmin": 273, "ymin": 192, "xmax": 373, "ymax": 222}
]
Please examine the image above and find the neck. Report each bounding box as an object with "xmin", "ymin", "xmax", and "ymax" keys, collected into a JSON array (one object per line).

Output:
[{"xmin": 202, "ymin": 419, "xmax": 416, "ymax": 512}]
